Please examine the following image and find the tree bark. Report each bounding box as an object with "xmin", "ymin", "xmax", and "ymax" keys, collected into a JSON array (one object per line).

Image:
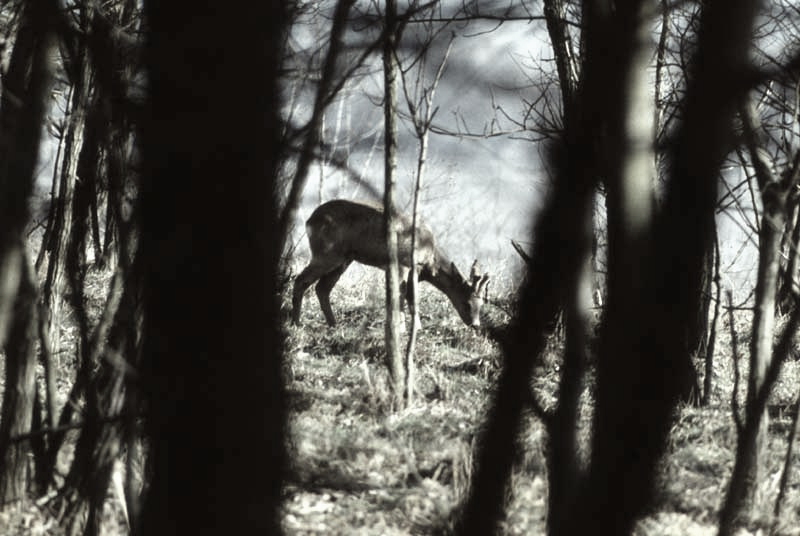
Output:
[
  {"xmin": 703, "ymin": 236, "xmax": 722, "ymax": 405},
  {"xmin": 0, "ymin": 0, "xmax": 57, "ymax": 503},
  {"xmin": 571, "ymin": 2, "xmax": 664, "ymax": 533},
  {"xmin": 0, "ymin": 252, "xmax": 40, "ymax": 503},
  {"xmin": 42, "ymin": 43, "xmax": 92, "ymax": 370},
  {"xmin": 778, "ymin": 196, "xmax": 800, "ymax": 313},
  {"xmin": 76, "ymin": 100, "xmax": 104, "ymax": 268},
  {"xmin": 542, "ymin": 0, "xmax": 580, "ymax": 114},
  {"xmin": 277, "ymin": 0, "xmax": 355, "ymax": 255},
  {"xmin": 56, "ymin": 271, "xmax": 127, "ymax": 536},
  {"xmin": 138, "ymin": 1, "xmax": 287, "ymax": 533},
  {"xmin": 37, "ymin": 42, "xmax": 94, "ymax": 487},
  {"xmin": 688, "ymin": 245, "xmax": 713, "ymax": 359},
  {"xmin": 54, "ymin": 93, "xmax": 127, "ymax": 533},
  {"xmin": 718, "ymin": 96, "xmax": 797, "ymax": 535},
  {"xmin": 382, "ymin": 0, "xmax": 405, "ymax": 406},
  {"xmin": 457, "ymin": 0, "xmax": 599, "ymax": 527},
  {"xmin": 0, "ymin": 1, "xmax": 56, "ymax": 346}
]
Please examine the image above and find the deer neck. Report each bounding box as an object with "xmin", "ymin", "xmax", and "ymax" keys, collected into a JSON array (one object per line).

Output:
[{"xmin": 419, "ymin": 262, "xmax": 471, "ymax": 324}]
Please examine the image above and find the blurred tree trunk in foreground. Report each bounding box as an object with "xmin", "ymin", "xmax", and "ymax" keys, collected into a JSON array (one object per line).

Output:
[
  {"xmin": 0, "ymin": 0, "xmax": 56, "ymax": 504},
  {"xmin": 41, "ymin": 23, "xmax": 92, "ymax": 376},
  {"xmin": 0, "ymin": 254, "xmax": 41, "ymax": 503},
  {"xmin": 37, "ymin": 9, "xmax": 97, "ymax": 492},
  {"xmin": 458, "ymin": 0, "xmax": 757, "ymax": 534},
  {"xmin": 543, "ymin": 0, "xmax": 704, "ymax": 404},
  {"xmin": 54, "ymin": 88, "xmax": 130, "ymax": 532},
  {"xmin": 138, "ymin": 1, "xmax": 288, "ymax": 534},
  {"xmin": 542, "ymin": 0, "xmax": 580, "ymax": 115}
]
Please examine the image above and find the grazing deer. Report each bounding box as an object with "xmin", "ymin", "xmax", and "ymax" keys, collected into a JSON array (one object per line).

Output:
[{"xmin": 292, "ymin": 199, "xmax": 490, "ymax": 327}]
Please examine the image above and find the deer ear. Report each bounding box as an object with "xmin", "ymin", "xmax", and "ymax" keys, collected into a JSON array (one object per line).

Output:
[
  {"xmin": 450, "ymin": 262, "xmax": 465, "ymax": 280},
  {"xmin": 470, "ymin": 259, "xmax": 479, "ymax": 280}
]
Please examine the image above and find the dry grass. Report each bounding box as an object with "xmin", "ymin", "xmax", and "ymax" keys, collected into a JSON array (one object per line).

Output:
[
  {"xmin": 1, "ymin": 264, "xmax": 798, "ymax": 535},
  {"xmin": 0, "ymin": 265, "xmax": 127, "ymax": 536},
  {"xmin": 284, "ymin": 270, "xmax": 800, "ymax": 535},
  {"xmin": 284, "ymin": 269, "xmax": 501, "ymax": 534}
]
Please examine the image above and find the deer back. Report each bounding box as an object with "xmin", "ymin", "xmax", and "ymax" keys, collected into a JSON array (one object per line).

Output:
[{"xmin": 307, "ymin": 200, "xmax": 437, "ymax": 269}]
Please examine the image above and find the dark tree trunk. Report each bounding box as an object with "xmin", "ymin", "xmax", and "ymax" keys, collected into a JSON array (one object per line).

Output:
[
  {"xmin": 703, "ymin": 236, "xmax": 722, "ymax": 405},
  {"xmin": 0, "ymin": 1, "xmax": 56, "ymax": 501},
  {"xmin": 542, "ymin": 0, "xmax": 580, "ymax": 113},
  {"xmin": 569, "ymin": 2, "xmax": 664, "ymax": 533},
  {"xmin": 688, "ymin": 243, "xmax": 713, "ymax": 358},
  {"xmin": 42, "ymin": 43, "xmax": 92, "ymax": 368},
  {"xmin": 35, "ymin": 141, "xmax": 62, "ymax": 273},
  {"xmin": 573, "ymin": 0, "xmax": 752, "ymax": 526},
  {"xmin": 0, "ymin": 252, "xmax": 40, "ymax": 503},
  {"xmin": 777, "ymin": 198, "xmax": 800, "ymax": 313},
  {"xmin": 89, "ymin": 0, "xmax": 140, "ymax": 271},
  {"xmin": 0, "ymin": 0, "xmax": 57, "ymax": 504},
  {"xmin": 138, "ymin": 2, "xmax": 288, "ymax": 534},
  {"xmin": 718, "ymin": 98, "xmax": 799, "ymax": 535},
  {"xmin": 277, "ymin": 0, "xmax": 354, "ymax": 255},
  {"xmin": 103, "ymin": 126, "xmax": 134, "ymax": 271},
  {"xmin": 76, "ymin": 102, "xmax": 105, "ymax": 268},
  {"xmin": 56, "ymin": 271, "xmax": 128, "ymax": 536},
  {"xmin": 459, "ymin": 0, "xmax": 755, "ymax": 534},
  {"xmin": 457, "ymin": 2, "xmax": 599, "ymax": 526},
  {"xmin": 0, "ymin": 2, "xmax": 56, "ymax": 344},
  {"xmin": 54, "ymin": 102, "xmax": 127, "ymax": 534},
  {"xmin": 38, "ymin": 41, "xmax": 94, "ymax": 489}
]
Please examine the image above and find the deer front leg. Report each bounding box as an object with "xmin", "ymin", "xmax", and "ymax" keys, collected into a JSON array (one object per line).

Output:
[
  {"xmin": 292, "ymin": 267, "xmax": 316, "ymax": 325},
  {"xmin": 293, "ymin": 260, "xmax": 334, "ymax": 325},
  {"xmin": 315, "ymin": 262, "xmax": 350, "ymax": 327}
]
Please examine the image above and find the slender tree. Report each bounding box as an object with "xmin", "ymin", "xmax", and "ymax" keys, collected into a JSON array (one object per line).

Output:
[
  {"xmin": 278, "ymin": 0, "xmax": 358, "ymax": 254},
  {"xmin": 400, "ymin": 29, "xmax": 454, "ymax": 403},
  {"xmin": 459, "ymin": 0, "xmax": 758, "ymax": 534},
  {"xmin": 718, "ymin": 96, "xmax": 800, "ymax": 534},
  {"xmin": 382, "ymin": 0, "xmax": 406, "ymax": 406}
]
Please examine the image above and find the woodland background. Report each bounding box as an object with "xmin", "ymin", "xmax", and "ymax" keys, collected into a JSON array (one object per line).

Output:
[{"xmin": 0, "ymin": 0, "xmax": 798, "ymax": 535}]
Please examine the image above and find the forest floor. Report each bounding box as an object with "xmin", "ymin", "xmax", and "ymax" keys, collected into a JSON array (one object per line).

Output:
[
  {"xmin": 0, "ymin": 266, "xmax": 799, "ymax": 534},
  {"xmin": 0, "ymin": 265, "xmax": 129, "ymax": 536},
  {"xmin": 283, "ymin": 269, "xmax": 800, "ymax": 535}
]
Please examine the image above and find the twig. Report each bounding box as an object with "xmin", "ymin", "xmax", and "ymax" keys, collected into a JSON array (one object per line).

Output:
[
  {"xmin": 511, "ymin": 239, "xmax": 532, "ymax": 265},
  {"xmin": 726, "ymin": 290, "xmax": 744, "ymax": 432},
  {"xmin": 772, "ymin": 391, "xmax": 800, "ymax": 526},
  {"xmin": 8, "ymin": 413, "xmax": 135, "ymax": 444}
]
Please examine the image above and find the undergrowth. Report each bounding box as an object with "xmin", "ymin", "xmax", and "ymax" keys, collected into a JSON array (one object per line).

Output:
[
  {"xmin": 283, "ymin": 269, "xmax": 800, "ymax": 535},
  {"xmin": 0, "ymin": 266, "xmax": 798, "ymax": 535}
]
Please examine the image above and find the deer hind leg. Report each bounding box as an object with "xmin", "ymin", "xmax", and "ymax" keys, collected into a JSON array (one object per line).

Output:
[
  {"xmin": 398, "ymin": 266, "xmax": 410, "ymax": 312},
  {"xmin": 293, "ymin": 260, "xmax": 333, "ymax": 325},
  {"xmin": 315, "ymin": 262, "xmax": 351, "ymax": 327},
  {"xmin": 401, "ymin": 267, "xmax": 422, "ymax": 332},
  {"xmin": 396, "ymin": 266, "xmax": 422, "ymax": 332}
]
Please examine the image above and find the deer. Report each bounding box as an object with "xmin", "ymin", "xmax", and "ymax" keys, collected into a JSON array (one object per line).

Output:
[{"xmin": 292, "ymin": 199, "xmax": 490, "ymax": 328}]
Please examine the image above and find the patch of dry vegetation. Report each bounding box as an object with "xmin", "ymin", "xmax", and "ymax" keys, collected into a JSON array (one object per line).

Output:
[
  {"xmin": 283, "ymin": 270, "xmax": 502, "ymax": 534},
  {"xmin": 0, "ymin": 265, "xmax": 128, "ymax": 536},
  {"xmin": 283, "ymin": 271, "xmax": 800, "ymax": 535},
  {"xmin": 1, "ymin": 264, "xmax": 798, "ymax": 535}
]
